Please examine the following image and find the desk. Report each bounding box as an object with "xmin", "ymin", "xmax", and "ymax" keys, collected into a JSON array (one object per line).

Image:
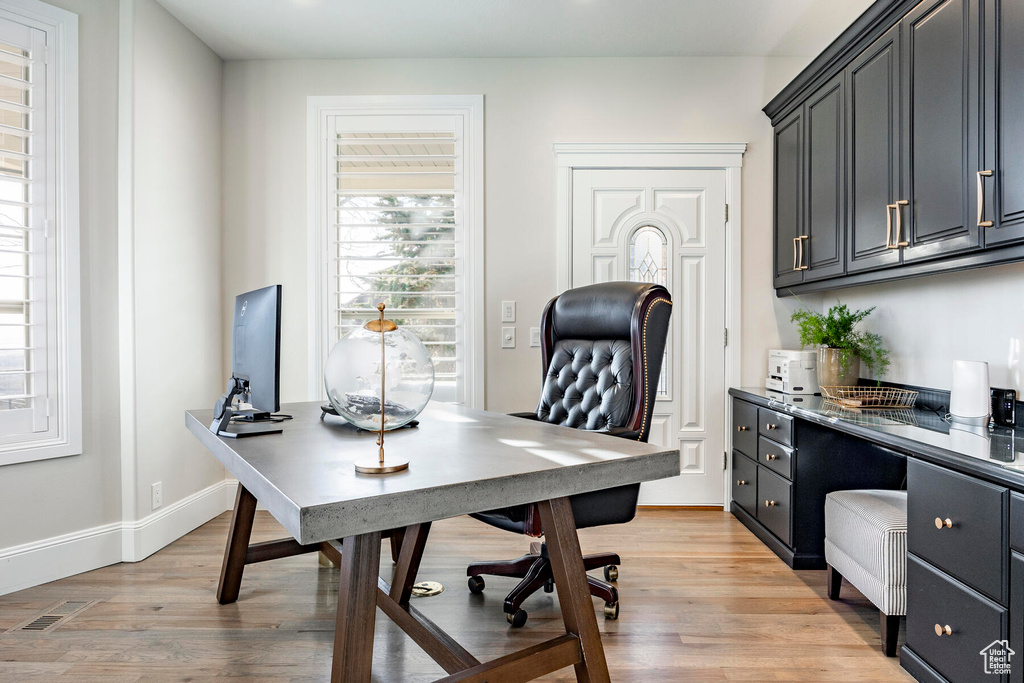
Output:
[{"xmin": 185, "ymin": 401, "xmax": 679, "ymax": 683}]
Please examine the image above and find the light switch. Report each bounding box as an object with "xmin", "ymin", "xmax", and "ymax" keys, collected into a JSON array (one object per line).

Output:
[
  {"xmin": 501, "ymin": 326, "xmax": 516, "ymax": 348},
  {"xmin": 501, "ymin": 300, "xmax": 516, "ymax": 323},
  {"xmin": 530, "ymin": 327, "xmax": 541, "ymax": 347}
]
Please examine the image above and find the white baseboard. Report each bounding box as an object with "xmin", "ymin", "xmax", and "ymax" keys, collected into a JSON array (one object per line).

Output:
[
  {"xmin": 122, "ymin": 478, "xmax": 238, "ymax": 562},
  {"xmin": 0, "ymin": 478, "xmax": 238, "ymax": 597},
  {"xmin": 0, "ymin": 521, "xmax": 122, "ymax": 596}
]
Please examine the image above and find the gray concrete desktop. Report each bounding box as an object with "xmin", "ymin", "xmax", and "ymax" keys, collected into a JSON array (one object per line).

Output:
[{"xmin": 185, "ymin": 401, "xmax": 680, "ymax": 545}]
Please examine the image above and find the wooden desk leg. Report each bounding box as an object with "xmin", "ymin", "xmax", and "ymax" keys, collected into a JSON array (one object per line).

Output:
[
  {"xmin": 217, "ymin": 484, "xmax": 257, "ymax": 605},
  {"xmin": 330, "ymin": 532, "xmax": 382, "ymax": 683},
  {"xmin": 538, "ymin": 497, "xmax": 611, "ymax": 683},
  {"xmin": 390, "ymin": 522, "xmax": 430, "ymax": 605}
]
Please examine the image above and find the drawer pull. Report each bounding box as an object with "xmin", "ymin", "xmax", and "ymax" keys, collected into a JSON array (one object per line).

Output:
[
  {"xmin": 765, "ymin": 454, "xmax": 778, "ymax": 461},
  {"xmin": 765, "ymin": 500, "xmax": 777, "ymax": 508},
  {"xmin": 737, "ymin": 425, "xmax": 749, "ymax": 432},
  {"xmin": 934, "ymin": 624, "xmax": 952, "ymax": 637},
  {"xmin": 766, "ymin": 423, "xmax": 778, "ymax": 431},
  {"xmin": 736, "ymin": 480, "xmax": 747, "ymax": 486},
  {"xmin": 934, "ymin": 517, "xmax": 953, "ymax": 529}
]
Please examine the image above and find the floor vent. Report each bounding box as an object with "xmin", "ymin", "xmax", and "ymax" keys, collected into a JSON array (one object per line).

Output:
[{"xmin": 5, "ymin": 600, "xmax": 99, "ymax": 634}]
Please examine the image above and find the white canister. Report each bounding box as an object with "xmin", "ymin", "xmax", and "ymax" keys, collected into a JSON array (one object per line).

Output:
[{"xmin": 949, "ymin": 360, "xmax": 990, "ymax": 426}]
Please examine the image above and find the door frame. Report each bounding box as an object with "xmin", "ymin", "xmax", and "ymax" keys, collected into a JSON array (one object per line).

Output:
[{"xmin": 553, "ymin": 142, "xmax": 746, "ymax": 506}]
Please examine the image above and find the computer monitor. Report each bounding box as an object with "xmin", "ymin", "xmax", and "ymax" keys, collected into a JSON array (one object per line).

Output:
[{"xmin": 209, "ymin": 285, "xmax": 283, "ymax": 438}]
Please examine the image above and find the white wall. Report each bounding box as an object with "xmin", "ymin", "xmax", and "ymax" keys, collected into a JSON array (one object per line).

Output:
[
  {"xmin": 0, "ymin": 0, "xmax": 121, "ymax": 550},
  {"xmin": 824, "ymin": 263, "xmax": 1024, "ymax": 394},
  {"xmin": 127, "ymin": 0, "xmax": 225, "ymax": 521},
  {"xmin": 222, "ymin": 56, "xmax": 813, "ymax": 411}
]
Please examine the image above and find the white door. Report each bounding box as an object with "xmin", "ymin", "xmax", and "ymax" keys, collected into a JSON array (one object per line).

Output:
[{"xmin": 571, "ymin": 169, "xmax": 727, "ymax": 506}]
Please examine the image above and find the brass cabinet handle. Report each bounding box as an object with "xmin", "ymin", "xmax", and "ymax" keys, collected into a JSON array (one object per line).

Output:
[
  {"xmin": 736, "ymin": 480, "xmax": 747, "ymax": 486},
  {"xmin": 934, "ymin": 517, "xmax": 953, "ymax": 529},
  {"xmin": 765, "ymin": 453, "xmax": 778, "ymax": 461},
  {"xmin": 894, "ymin": 199, "xmax": 909, "ymax": 247},
  {"xmin": 978, "ymin": 170, "xmax": 994, "ymax": 227},
  {"xmin": 934, "ymin": 624, "xmax": 952, "ymax": 637},
  {"xmin": 737, "ymin": 425, "xmax": 749, "ymax": 432},
  {"xmin": 798, "ymin": 235, "xmax": 809, "ymax": 270},
  {"xmin": 765, "ymin": 500, "xmax": 777, "ymax": 507},
  {"xmin": 766, "ymin": 423, "xmax": 778, "ymax": 430},
  {"xmin": 886, "ymin": 204, "xmax": 895, "ymax": 248},
  {"xmin": 792, "ymin": 237, "xmax": 800, "ymax": 271}
]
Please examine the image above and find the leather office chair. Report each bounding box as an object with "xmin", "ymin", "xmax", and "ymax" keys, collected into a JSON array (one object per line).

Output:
[{"xmin": 466, "ymin": 281, "xmax": 672, "ymax": 627}]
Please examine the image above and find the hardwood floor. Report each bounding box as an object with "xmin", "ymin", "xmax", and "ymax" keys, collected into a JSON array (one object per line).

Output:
[{"xmin": 0, "ymin": 509, "xmax": 912, "ymax": 682}]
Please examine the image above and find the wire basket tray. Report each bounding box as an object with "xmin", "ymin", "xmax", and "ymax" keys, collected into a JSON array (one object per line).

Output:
[
  {"xmin": 820, "ymin": 401, "xmax": 919, "ymax": 427},
  {"xmin": 819, "ymin": 386, "xmax": 919, "ymax": 409}
]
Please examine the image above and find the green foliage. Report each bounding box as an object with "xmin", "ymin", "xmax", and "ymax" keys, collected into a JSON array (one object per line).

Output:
[{"xmin": 790, "ymin": 301, "xmax": 891, "ymax": 377}]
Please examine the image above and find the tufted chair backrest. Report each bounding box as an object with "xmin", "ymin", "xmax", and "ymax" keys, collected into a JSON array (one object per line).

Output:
[{"xmin": 534, "ymin": 281, "xmax": 672, "ymax": 441}]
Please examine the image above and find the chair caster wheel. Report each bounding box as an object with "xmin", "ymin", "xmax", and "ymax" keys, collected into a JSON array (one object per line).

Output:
[
  {"xmin": 543, "ymin": 578, "xmax": 554, "ymax": 593},
  {"xmin": 604, "ymin": 601, "xmax": 619, "ymax": 620},
  {"xmin": 604, "ymin": 565, "xmax": 619, "ymax": 582},
  {"xmin": 506, "ymin": 609, "xmax": 528, "ymax": 628},
  {"xmin": 467, "ymin": 576, "xmax": 485, "ymax": 594}
]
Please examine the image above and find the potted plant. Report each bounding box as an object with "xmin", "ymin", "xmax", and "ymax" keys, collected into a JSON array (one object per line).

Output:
[{"xmin": 790, "ymin": 302, "xmax": 890, "ymax": 391}]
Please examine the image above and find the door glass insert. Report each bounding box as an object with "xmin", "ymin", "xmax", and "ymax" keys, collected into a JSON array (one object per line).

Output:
[{"xmin": 628, "ymin": 226, "xmax": 669, "ymax": 397}]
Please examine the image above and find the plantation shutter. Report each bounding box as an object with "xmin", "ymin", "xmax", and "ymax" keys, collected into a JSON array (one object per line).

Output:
[
  {"xmin": 0, "ymin": 17, "xmax": 52, "ymax": 446},
  {"xmin": 326, "ymin": 115, "xmax": 463, "ymax": 402}
]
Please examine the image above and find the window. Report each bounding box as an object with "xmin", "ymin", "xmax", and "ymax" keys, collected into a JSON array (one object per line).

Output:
[
  {"xmin": 0, "ymin": 0, "xmax": 79, "ymax": 466},
  {"xmin": 629, "ymin": 225, "xmax": 669, "ymax": 398},
  {"xmin": 309, "ymin": 96, "xmax": 483, "ymax": 406}
]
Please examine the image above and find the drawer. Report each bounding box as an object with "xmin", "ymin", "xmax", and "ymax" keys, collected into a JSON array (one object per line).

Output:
[
  {"xmin": 732, "ymin": 398, "xmax": 758, "ymax": 458},
  {"xmin": 1012, "ymin": 553, "xmax": 1024, "ymax": 683},
  {"xmin": 906, "ymin": 554, "xmax": 1007, "ymax": 683},
  {"xmin": 758, "ymin": 436, "xmax": 794, "ymax": 480},
  {"xmin": 757, "ymin": 407, "xmax": 793, "ymax": 447},
  {"xmin": 756, "ymin": 467, "xmax": 792, "ymax": 546},
  {"xmin": 732, "ymin": 451, "xmax": 757, "ymax": 517},
  {"xmin": 908, "ymin": 459, "xmax": 1008, "ymax": 603},
  {"xmin": 1011, "ymin": 493, "xmax": 1024, "ymax": 553}
]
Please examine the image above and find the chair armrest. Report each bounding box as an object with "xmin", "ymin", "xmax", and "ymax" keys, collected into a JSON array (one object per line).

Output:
[{"xmin": 508, "ymin": 412, "xmax": 539, "ymax": 421}]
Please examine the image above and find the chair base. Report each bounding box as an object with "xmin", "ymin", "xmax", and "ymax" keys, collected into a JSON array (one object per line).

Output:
[
  {"xmin": 826, "ymin": 563, "xmax": 902, "ymax": 657},
  {"xmin": 467, "ymin": 543, "xmax": 620, "ymax": 627}
]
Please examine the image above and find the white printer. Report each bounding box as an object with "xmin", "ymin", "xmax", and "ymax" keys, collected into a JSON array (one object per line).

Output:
[{"xmin": 765, "ymin": 349, "xmax": 818, "ymax": 395}]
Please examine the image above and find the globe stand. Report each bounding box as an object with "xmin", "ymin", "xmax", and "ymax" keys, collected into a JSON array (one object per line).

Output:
[
  {"xmin": 353, "ymin": 455, "xmax": 409, "ymax": 474},
  {"xmin": 353, "ymin": 304, "xmax": 411, "ymax": 475}
]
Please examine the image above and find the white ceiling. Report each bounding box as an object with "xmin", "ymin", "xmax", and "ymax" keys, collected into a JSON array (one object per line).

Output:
[{"xmin": 154, "ymin": 0, "xmax": 874, "ymax": 61}]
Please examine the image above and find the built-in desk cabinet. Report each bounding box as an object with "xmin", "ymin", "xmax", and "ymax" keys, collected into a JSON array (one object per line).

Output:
[
  {"xmin": 730, "ymin": 397, "xmax": 905, "ymax": 568},
  {"xmin": 769, "ymin": 0, "xmax": 1024, "ymax": 294},
  {"xmin": 902, "ymin": 460, "xmax": 1014, "ymax": 683}
]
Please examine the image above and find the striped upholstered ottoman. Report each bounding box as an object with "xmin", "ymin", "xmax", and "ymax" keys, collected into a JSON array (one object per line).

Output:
[{"xmin": 824, "ymin": 489, "xmax": 908, "ymax": 657}]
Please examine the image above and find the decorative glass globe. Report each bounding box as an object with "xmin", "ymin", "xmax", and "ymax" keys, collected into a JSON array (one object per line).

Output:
[{"xmin": 324, "ymin": 321, "xmax": 435, "ymax": 431}]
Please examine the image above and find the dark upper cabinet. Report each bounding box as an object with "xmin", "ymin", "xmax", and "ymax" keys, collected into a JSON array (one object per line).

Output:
[
  {"xmin": 773, "ymin": 109, "xmax": 804, "ymax": 288},
  {"xmin": 846, "ymin": 24, "xmax": 903, "ymax": 274},
  {"xmin": 984, "ymin": 0, "xmax": 1024, "ymax": 246},
  {"xmin": 803, "ymin": 74, "xmax": 847, "ymax": 281},
  {"xmin": 900, "ymin": 0, "xmax": 983, "ymax": 263},
  {"xmin": 766, "ymin": 0, "xmax": 1024, "ymax": 295},
  {"xmin": 772, "ymin": 76, "xmax": 847, "ymax": 288}
]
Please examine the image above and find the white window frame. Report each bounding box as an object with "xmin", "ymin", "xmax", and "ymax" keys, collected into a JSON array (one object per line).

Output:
[
  {"xmin": 0, "ymin": 0, "xmax": 80, "ymax": 466},
  {"xmin": 307, "ymin": 95, "xmax": 484, "ymax": 409}
]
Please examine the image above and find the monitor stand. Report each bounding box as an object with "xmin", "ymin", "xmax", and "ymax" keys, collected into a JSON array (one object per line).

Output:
[{"xmin": 209, "ymin": 377, "xmax": 283, "ymax": 438}]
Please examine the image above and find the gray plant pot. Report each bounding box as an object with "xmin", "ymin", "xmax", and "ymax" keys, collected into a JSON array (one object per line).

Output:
[{"xmin": 817, "ymin": 347, "xmax": 861, "ymax": 392}]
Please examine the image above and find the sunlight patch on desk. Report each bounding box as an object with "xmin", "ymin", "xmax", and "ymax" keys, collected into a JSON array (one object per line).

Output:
[{"xmin": 524, "ymin": 448, "xmax": 591, "ymax": 467}]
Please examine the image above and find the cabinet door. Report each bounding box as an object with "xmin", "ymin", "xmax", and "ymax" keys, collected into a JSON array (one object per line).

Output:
[
  {"xmin": 846, "ymin": 24, "xmax": 903, "ymax": 273},
  {"xmin": 773, "ymin": 108, "xmax": 804, "ymax": 288},
  {"xmin": 802, "ymin": 73, "xmax": 846, "ymax": 282},
  {"xmin": 1012, "ymin": 552, "xmax": 1023, "ymax": 683},
  {"xmin": 984, "ymin": 0, "xmax": 1024, "ymax": 246},
  {"xmin": 901, "ymin": 0, "xmax": 983, "ymax": 263}
]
